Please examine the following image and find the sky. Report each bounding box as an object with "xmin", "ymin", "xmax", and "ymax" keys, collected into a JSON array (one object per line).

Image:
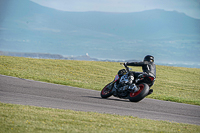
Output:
[{"xmin": 30, "ymin": 0, "xmax": 200, "ymax": 19}]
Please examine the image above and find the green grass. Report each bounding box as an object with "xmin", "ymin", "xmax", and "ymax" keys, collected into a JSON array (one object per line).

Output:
[
  {"xmin": 0, "ymin": 56, "xmax": 199, "ymax": 105},
  {"xmin": 1, "ymin": 102, "xmax": 200, "ymax": 133},
  {"xmin": 0, "ymin": 56, "xmax": 200, "ymax": 132}
]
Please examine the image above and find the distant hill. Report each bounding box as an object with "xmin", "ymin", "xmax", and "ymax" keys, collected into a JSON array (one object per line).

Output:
[
  {"xmin": 1, "ymin": 0, "xmax": 199, "ymax": 38},
  {"xmin": 0, "ymin": 51, "xmax": 133, "ymax": 62},
  {"xmin": 0, "ymin": 51, "xmax": 199, "ymax": 68},
  {"xmin": 0, "ymin": 51, "xmax": 120, "ymax": 61},
  {"xmin": 0, "ymin": 0, "xmax": 200, "ymax": 66}
]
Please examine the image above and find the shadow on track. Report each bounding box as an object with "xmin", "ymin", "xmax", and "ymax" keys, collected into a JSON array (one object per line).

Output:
[{"xmin": 82, "ymin": 96, "xmax": 130, "ymax": 102}]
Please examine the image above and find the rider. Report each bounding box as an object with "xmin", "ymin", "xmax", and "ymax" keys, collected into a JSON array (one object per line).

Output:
[{"xmin": 124, "ymin": 55, "xmax": 156, "ymax": 95}]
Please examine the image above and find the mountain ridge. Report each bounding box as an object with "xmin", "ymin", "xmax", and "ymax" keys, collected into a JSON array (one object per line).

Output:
[{"xmin": 0, "ymin": 0, "xmax": 199, "ymax": 65}]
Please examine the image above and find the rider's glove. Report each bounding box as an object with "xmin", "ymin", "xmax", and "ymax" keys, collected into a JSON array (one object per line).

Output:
[{"xmin": 124, "ymin": 62, "xmax": 127, "ymax": 66}]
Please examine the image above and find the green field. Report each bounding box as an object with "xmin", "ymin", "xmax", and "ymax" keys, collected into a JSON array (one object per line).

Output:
[
  {"xmin": 0, "ymin": 56, "xmax": 199, "ymax": 105},
  {"xmin": 1, "ymin": 102, "xmax": 200, "ymax": 133},
  {"xmin": 0, "ymin": 56, "xmax": 200, "ymax": 132}
]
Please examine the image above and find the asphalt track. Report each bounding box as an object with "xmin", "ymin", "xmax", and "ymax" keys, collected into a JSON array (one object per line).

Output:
[{"xmin": 0, "ymin": 75, "xmax": 200, "ymax": 125}]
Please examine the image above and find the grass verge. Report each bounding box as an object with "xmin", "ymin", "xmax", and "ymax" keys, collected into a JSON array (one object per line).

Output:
[
  {"xmin": 0, "ymin": 56, "xmax": 200, "ymax": 105},
  {"xmin": 1, "ymin": 102, "xmax": 200, "ymax": 133}
]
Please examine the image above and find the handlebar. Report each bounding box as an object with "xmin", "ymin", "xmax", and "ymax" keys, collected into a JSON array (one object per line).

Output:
[{"xmin": 120, "ymin": 63, "xmax": 130, "ymax": 72}]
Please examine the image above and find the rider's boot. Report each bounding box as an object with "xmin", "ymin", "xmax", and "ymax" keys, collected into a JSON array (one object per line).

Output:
[{"xmin": 147, "ymin": 89, "xmax": 153, "ymax": 95}]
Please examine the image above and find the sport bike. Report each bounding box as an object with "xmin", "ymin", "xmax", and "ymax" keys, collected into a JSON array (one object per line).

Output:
[{"xmin": 100, "ymin": 63, "xmax": 155, "ymax": 102}]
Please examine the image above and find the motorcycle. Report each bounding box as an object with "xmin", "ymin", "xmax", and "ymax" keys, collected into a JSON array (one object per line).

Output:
[{"xmin": 100, "ymin": 63, "xmax": 155, "ymax": 102}]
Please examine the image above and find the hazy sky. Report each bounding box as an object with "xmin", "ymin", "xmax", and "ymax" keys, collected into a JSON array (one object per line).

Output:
[{"xmin": 30, "ymin": 0, "xmax": 200, "ymax": 19}]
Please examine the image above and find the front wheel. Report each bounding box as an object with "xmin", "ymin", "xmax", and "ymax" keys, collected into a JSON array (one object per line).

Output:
[
  {"xmin": 101, "ymin": 82, "xmax": 113, "ymax": 98},
  {"xmin": 128, "ymin": 83, "xmax": 149, "ymax": 102}
]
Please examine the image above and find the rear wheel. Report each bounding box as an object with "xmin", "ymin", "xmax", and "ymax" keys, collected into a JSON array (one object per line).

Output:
[
  {"xmin": 128, "ymin": 83, "xmax": 149, "ymax": 102},
  {"xmin": 101, "ymin": 83, "xmax": 113, "ymax": 98}
]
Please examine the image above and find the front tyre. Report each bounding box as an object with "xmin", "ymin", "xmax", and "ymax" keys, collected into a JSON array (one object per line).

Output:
[
  {"xmin": 128, "ymin": 83, "xmax": 149, "ymax": 102},
  {"xmin": 101, "ymin": 83, "xmax": 113, "ymax": 98}
]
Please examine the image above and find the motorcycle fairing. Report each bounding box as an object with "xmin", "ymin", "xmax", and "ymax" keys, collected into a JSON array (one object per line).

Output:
[{"xmin": 114, "ymin": 74, "xmax": 119, "ymax": 81}]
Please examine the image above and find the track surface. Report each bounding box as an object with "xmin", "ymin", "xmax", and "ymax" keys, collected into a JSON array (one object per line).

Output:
[{"xmin": 0, "ymin": 75, "xmax": 200, "ymax": 125}]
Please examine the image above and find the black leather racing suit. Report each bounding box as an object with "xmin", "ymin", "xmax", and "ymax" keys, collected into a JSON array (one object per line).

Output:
[{"xmin": 126, "ymin": 61, "xmax": 156, "ymax": 79}]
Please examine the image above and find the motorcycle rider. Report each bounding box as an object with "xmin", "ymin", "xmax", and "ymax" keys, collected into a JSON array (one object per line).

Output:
[{"xmin": 124, "ymin": 55, "xmax": 156, "ymax": 95}]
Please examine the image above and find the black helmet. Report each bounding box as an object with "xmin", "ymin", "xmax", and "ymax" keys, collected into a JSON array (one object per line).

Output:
[{"xmin": 144, "ymin": 55, "xmax": 154, "ymax": 62}]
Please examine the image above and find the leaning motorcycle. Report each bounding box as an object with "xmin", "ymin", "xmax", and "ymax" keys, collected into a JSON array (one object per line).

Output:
[{"xmin": 100, "ymin": 63, "xmax": 155, "ymax": 102}]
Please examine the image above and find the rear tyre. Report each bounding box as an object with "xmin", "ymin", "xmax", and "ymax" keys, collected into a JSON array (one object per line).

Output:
[
  {"xmin": 101, "ymin": 83, "xmax": 113, "ymax": 98},
  {"xmin": 128, "ymin": 83, "xmax": 149, "ymax": 102}
]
